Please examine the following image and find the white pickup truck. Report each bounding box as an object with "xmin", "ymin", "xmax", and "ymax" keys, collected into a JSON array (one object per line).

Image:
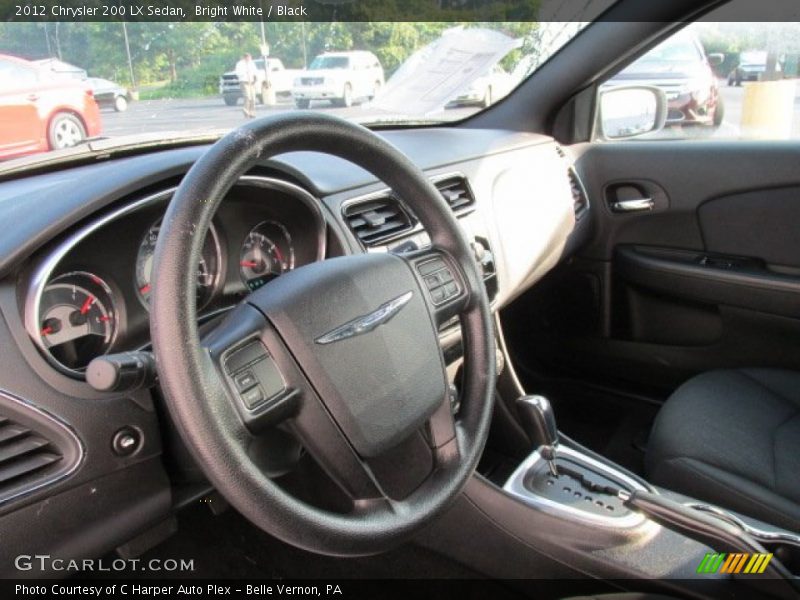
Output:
[{"xmin": 219, "ymin": 58, "xmax": 301, "ymax": 106}]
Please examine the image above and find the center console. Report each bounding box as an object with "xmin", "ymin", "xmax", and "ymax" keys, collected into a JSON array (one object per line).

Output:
[{"xmin": 496, "ymin": 393, "xmax": 800, "ymax": 594}]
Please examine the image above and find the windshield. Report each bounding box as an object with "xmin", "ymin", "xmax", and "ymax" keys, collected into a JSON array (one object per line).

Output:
[
  {"xmin": 634, "ymin": 35, "xmax": 702, "ymax": 65},
  {"xmin": 0, "ymin": 19, "xmax": 593, "ymax": 163},
  {"xmin": 310, "ymin": 56, "xmax": 350, "ymax": 70}
]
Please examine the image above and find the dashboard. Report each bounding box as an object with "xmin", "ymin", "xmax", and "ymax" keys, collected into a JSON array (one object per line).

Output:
[
  {"xmin": 23, "ymin": 176, "xmax": 326, "ymax": 377},
  {"xmin": 0, "ymin": 126, "xmax": 588, "ymax": 572}
]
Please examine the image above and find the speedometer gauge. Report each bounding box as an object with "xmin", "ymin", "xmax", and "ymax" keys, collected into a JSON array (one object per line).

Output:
[
  {"xmin": 239, "ymin": 221, "xmax": 295, "ymax": 291},
  {"xmin": 38, "ymin": 272, "xmax": 117, "ymax": 371},
  {"xmin": 135, "ymin": 218, "xmax": 221, "ymax": 310}
]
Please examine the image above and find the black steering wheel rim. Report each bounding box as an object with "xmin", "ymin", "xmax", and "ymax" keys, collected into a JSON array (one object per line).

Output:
[{"xmin": 150, "ymin": 112, "xmax": 495, "ymax": 555}]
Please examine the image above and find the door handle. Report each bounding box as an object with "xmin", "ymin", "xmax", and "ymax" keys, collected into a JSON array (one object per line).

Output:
[
  {"xmin": 611, "ymin": 198, "xmax": 654, "ymax": 213},
  {"xmin": 27, "ymin": 94, "xmax": 39, "ymax": 102}
]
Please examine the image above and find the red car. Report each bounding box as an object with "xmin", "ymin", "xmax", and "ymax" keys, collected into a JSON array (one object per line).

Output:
[{"xmin": 0, "ymin": 54, "xmax": 102, "ymax": 159}]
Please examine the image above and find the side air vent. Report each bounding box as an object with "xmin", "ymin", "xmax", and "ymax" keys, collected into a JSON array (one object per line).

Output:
[
  {"xmin": 0, "ymin": 415, "xmax": 62, "ymax": 493},
  {"xmin": 0, "ymin": 391, "xmax": 82, "ymax": 506},
  {"xmin": 343, "ymin": 196, "xmax": 414, "ymax": 246},
  {"xmin": 436, "ymin": 177, "xmax": 475, "ymax": 213},
  {"xmin": 567, "ymin": 168, "xmax": 589, "ymax": 220}
]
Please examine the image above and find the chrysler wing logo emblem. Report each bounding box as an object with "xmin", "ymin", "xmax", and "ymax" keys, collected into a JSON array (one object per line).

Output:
[{"xmin": 315, "ymin": 291, "xmax": 413, "ymax": 345}]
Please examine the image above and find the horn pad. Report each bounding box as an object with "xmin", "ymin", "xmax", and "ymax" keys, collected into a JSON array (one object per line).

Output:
[{"xmin": 248, "ymin": 253, "xmax": 446, "ymax": 457}]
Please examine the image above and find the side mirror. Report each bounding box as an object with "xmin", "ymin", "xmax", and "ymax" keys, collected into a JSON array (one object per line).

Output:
[
  {"xmin": 598, "ymin": 85, "xmax": 667, "ymax": 140},
  {"xmin": 707, "ymin": 53, "xmax": 725, "ymax": 67}
]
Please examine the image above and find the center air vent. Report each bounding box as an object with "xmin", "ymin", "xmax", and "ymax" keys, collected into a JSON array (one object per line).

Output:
[
  {"xmin": 0, "ymin": 391, "xmax": 81, "ymax": 507},
  {"xmin": 567, "ymin": 168, "xmax": 589, "ymax": 220},
  {"xmin": 343, "ymin": 196, "xmax": 414, "ymax": 246},
  {"xmin": 436, "ymin": 177, "xmax": 475, "ymax": 213}
]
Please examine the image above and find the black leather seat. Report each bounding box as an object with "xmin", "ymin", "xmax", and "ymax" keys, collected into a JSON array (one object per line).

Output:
[{"xmin": 646, "ymin": 368, "xmax": 800, "ymax": 532}]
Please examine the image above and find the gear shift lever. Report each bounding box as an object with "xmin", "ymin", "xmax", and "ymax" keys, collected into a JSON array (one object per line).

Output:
[{"xmin": 517, "ymin": 395, "xmax": 559, "ymax": 476}]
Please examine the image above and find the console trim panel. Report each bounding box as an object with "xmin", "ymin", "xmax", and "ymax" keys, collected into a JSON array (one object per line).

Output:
[{"xmin": 503, "ymin": 445, "xmax": 649, "ymax": 529}]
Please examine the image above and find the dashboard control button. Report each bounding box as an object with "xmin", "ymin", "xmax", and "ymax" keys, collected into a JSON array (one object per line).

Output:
[{"xmin": 112, "ymin": 427, "xmax": 141, "ymax": 457}]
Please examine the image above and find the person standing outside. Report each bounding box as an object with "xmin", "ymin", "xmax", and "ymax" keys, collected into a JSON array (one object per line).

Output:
[{"xmin": 235, "ymin": 53, "xmax": 258, "ymax": 118}]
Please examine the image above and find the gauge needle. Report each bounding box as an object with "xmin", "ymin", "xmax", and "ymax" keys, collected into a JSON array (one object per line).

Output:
[
  {"xmin": 41, "ymin": 326, "xmax": 53, "ymax": 336},
  {"xmin": 80, "ymin": 295, "xmax": 95, "ymax": 315},
  {"xmin": 240, "ymin": 260, "xmax": 258, "ymax": 268},
  {"xmin": 139, "ymin": 284, "xmax": 151, "ymax": 294}
]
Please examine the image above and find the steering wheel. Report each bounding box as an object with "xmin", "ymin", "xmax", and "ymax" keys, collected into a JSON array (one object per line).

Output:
[{"xmin": 150, "ymin": 113, "xmax": 495, "ymax": 555}]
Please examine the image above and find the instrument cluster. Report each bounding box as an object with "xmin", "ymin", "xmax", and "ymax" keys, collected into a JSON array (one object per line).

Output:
[{"xmin": 25, "ymin": 176, "xmax": 326, "ymax": 378}]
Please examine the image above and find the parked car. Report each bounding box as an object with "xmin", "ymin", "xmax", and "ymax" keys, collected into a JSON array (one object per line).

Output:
[
  {"xmin": 448, "ymin": 64, "xmax": 514, "ymax": 107},
  {"xmin": 727, "ymin": 50, "xmax": 782, "ymax": 85},
  {"xmin": 604, "ymin": 30, "xmax": 724, "ymax": 127},
  {"xmin": 33, "ymin": 58, "xmax": 87, "ymax": 81},
  {"xmin": 87, "ymin": 77, "xmax": 130, "ymax": 112},
  {"xmin": 0, "ymin": 54, "xmax": 102, "ymax": 159},
  {"xmin": 219, "ymin": 58, "xmax": 300, "ymax": 106},
  {"xmin": 292, "ymin": 51, "xmax": 384, "ymax": 108}
]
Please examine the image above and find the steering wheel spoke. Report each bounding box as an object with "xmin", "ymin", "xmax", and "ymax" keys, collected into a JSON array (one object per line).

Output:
[
  {"xmin": 202, "ymin": 303, "xmax": 301, "ymax": 434},
  {"xmin": 289, "ymin": 395, "xmax": 389, "ymax": 504}
]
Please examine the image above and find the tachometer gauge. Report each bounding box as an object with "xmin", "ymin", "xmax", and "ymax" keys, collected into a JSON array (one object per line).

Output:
[
  {"xmin": 239, "ymin": 221, "xmax": 295, "ymax": 291},
  {"xmin": 135, "ymin": 218, "xmax": 221, "ymax": 310},
  {"xmin": 38, "ymin": 272, "xmax": 117, "ymax": 371}
]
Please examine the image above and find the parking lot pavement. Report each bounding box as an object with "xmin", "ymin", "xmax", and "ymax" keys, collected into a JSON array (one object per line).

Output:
[
  {"xmin": 99, "ymin": 96, "xmax": 475, "ymax": 138},
  {"xmin": 97, "ymin": 82, "xmax": 800, "ymax": 141}
]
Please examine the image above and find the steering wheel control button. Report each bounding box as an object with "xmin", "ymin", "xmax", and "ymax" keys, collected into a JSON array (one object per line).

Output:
[
  {"xmin": 234, "ymin": 370, "xmax": 257, "ymax": 393},
  {"xmin": 417, "ymin": 258, "xmax": 461, "ymax": 306},
  {"xmin": 241, "ymin": 385, "xmax": 265, "ymax": 409},
  {"xmin": 223, "ymin": 341, "xmax": 286, "ymax": 412},
  {"xmin": 224, "ymin": 341, "xmax": 268, "ymax": 374},
  {"xmin": 112, "ymin": 427, "xmax": 141, "ymax": 457}
]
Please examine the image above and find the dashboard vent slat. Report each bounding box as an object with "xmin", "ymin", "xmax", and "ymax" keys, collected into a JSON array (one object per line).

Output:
[
  {"xmin": 343, "ymin": 196, "xmax": 413, "ymax": 246},
  {"xmin": 0, "ymin": 424, "xmax": 30, "ymax": 444},
  {"xmin": 0, "ymin": 453, "xmax": 61, "ymax": 485},
  {"xmin": 0, "ymin": 436, "xmax": 51, "ymax": 466},
  {"xmin": 0, "ymin": 412, "xmax": 63, "ymax": 493},
  {"xmin": 436, "ymin": 177, "xmax": 475, "ymax": 213},
  {"xmin": 567, "ymin": 168, "xmax": 589, "ymax": 220}
]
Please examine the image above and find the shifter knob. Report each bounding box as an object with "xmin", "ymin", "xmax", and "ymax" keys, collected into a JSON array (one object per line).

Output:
[{"xmin": 517, "ymin": 395, "xmax": 559, "ymax": 476}]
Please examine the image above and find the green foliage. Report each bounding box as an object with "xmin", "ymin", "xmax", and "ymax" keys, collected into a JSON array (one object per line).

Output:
[{"xmin": 0, "ymin": 21, "xmax": 532, "ymax": 94}]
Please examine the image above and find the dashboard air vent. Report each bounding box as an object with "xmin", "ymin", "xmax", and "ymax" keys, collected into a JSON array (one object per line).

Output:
[
  {"xmin": 343, "ymin": 196, "xmax": 413, "ymax": 246},
  {"xmin": 436, "ymin": 177, "xmax": 475, "ymax": 213},
  {"xmin": 567, "ymin": 168, "xmax": 589, "ymax": 220},
  {"xmin": 0, "ymin": 414, "xmax": 62, "ymax": 497},
  {"xmin": 555, "ymin": 145, "xmax": 566, "ymax": 159}
]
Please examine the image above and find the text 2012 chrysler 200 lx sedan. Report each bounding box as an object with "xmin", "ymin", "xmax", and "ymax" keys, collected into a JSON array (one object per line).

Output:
[{"xmin": 0, "ymin": 1, "xmax": 798, "ymax": 598}]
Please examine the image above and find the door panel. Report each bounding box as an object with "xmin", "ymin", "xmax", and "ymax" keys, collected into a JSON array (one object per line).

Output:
[{"xmin": 502, "ymin": 141, "xmax": 800, "ymax": 396}]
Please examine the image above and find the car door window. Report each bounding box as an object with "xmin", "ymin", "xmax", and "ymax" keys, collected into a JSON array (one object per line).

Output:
[
  {"xmin": 0, "ymin": 60, "xmax": 38, "ymax": 91},
  {"xmin": 598, "ymin": 17, "xmax": 800, "ymax": 141}
]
